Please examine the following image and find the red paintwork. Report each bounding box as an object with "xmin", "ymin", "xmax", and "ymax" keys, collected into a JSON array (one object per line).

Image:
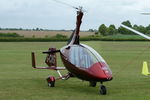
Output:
[
  {"xmin": 87, "ymin": 62, "xmax": 112, "ymax": 80},
  {"xmin": 47, "ymin": 76, "xmax": 55, "ymax": 82},
  {"xmin": 60, "ymin": 52, "xmax": 112, "ymax": 82}
]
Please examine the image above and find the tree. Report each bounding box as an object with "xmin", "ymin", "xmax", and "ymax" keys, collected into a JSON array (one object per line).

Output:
[
  {"xmin": 118, "ymin": 26, "xmax": 128, "ymax": 34},
  {"xmin": 107, "ymin": 24, "xmax": 117, "ymax": 35},
  {"xmin": 118, "ymin": 20, "xmax": 134, "ymax": 35},
  {"xmin": 146, "ymin": 30, "xmax": 150, "ymax": 34},
  {"xmin": 137, "ymin": 25, "xmax": 146, "ymax": 34},
  {"xmin": 98, "ymin": 24, "xmax": 107, "ymax": 36},
  {"xmin": 146, "ymin": 25, "xmax": 150, "ymax": 34},
  {"xmin": 133, "ymin": 24, "xmax": 138, "ymax": 30},
  {"xmin": 95, "ymin": 31, "xmax": 99, "ymax": 35},
  {"xmin": 122, "ymin": 20, "xmax": 132, "ymax": 27},
  {"xmin": 146, "ymin": 25, "xmax": 150, "ymax": 30},
  {"xmin": 19, "ymin": 28, "xmax": 23, "ymax": 30},
  {"xmin": 36, "ymin": 28, "xmax": 39, "ymax": 31},
  {"xmin": 88, "ymin": 29, "xmax": 94, "ymax": 32}
]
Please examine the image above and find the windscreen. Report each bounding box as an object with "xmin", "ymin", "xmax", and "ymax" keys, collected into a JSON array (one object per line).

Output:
[{"xmin": 69, "ymin": 44, "xmax": 105, "ymax": 68}]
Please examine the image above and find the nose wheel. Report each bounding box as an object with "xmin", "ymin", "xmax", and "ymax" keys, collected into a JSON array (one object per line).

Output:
[{"xmin": 100, "ymin": 85, "xmax": 107, "ymax": 95}]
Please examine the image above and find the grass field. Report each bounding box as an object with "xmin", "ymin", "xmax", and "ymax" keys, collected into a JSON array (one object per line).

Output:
[{"xmin": 0, "ymin": 41, "xmax": 150, "ymax": 100}]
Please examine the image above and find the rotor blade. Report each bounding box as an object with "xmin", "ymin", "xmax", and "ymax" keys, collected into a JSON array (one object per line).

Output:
[
  {"xmin": 52, "ymin": 0, "xmax": 86, "ymax": 12},
  {"xmin": 43, "ymin": 50, "xmax": 60, "ymax": 54},
  {"xmin": 141, "ymin": 13, "xmax": 150, "ymax": 15},
  {"xmin": 121, "ymin": 24, "xmax": 150, "ymax": 40},
  {"xmin": 52, "ymin": 0, "xmax": 78, "ymax": 9}
]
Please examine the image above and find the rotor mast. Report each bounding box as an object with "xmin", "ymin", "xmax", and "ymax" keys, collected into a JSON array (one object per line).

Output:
[
  {"xmin": 70, "ymin": 7, "xmax": 84, "ymax": 45},
  {"xmin": 52, "ymin": 0, "xmax": 84, "ymax": 45},
  {"xmin": 75, "ymin": 6, "xmax": 83, "ymax": 35}
]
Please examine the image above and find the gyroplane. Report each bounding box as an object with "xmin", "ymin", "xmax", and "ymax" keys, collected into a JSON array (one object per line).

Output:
[{"xmin": 31, "ymin": 6, "xmax": 113, "ymax": 95}]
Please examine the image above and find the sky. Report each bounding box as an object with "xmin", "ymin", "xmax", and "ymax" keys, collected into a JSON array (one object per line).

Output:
[{"xmin": 0, "ymin": 0, "xmax": 150, "ymax": 30}]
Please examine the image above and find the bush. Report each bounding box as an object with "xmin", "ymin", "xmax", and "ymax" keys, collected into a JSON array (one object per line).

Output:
[
  {"xmin": 54, "ymin": 34, "xmax": 67, "ymax": 38},
  {"xmin": 0, "ymin": 37, "xmax": 68, "ymax": 42},
  {"xmin": 0, "ymin": 33, "xmax": 23, "ymax": 37},
  {"xmin": 0, "ymin": 34, "xmax": 148, "ymax": 42}
]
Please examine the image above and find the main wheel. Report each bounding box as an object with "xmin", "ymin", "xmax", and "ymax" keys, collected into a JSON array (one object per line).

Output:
[
  {"xmin": 89, "ymin": 81, "xmax": 97, "ymax": 87},
  {"xmin": 100, "ymin": 85, "xmax": 107, "ymax": 95},
  {"xmin": 46, "ymin": 76, "xmax": 55, "ymax": 87}
]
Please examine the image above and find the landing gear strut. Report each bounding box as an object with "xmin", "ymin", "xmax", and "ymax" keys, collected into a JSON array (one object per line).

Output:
[
  {"xmin": 89, "ymin": 81, "xmax": 97, "ymax": 87},
  {"xmin": 100, "ymin": 85, "xmax": 107, "ymax": 95}
]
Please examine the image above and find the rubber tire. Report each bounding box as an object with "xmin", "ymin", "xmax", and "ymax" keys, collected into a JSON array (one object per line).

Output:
[
  {"xmin": 47, "ymin": 76, "xmax": 55, "ymax": 87},
  {"xmin": 100, "ymin": 85, "xmax": 107, "ymax": 95},
  {"xmin": 48, "ymin": 81, "xmax": 55, "ymax": 87}
]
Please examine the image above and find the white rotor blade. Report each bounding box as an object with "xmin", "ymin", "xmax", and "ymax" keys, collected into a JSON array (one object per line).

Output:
[
  {"xmin": 121, "ymin": 24, "xmax": 150, "ymax": 40},
  {"xmin": 141, "ymin": 13, "xmax": 150, "ymax": 15}
]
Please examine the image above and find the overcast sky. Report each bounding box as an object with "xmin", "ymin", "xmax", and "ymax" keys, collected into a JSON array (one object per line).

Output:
[{"xmin": 0, "ymin": 0, "xmax": 150, "ymax": 30}]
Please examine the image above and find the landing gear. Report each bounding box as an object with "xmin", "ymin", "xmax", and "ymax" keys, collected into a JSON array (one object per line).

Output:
[
  {"xmin": 100, "ymin": 85, "xmax": 107, "ymax": 95},
  {"xmin": 46, "ymin": 76, "xmax": 55, "ymax": 87},
  {"xmin": 89, "ymin": 81, "xmax": 97, "ymax": 87}
]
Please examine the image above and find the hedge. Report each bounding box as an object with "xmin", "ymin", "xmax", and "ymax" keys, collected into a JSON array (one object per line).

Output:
[{"xmin": 0, "ymin": 36, "xmax": 149, "ymax": 42}]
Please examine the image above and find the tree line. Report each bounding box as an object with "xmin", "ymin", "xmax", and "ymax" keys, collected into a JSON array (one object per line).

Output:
[{"xmin": 97, "ymin": 20, "xmax": 150, "ymax": 36}]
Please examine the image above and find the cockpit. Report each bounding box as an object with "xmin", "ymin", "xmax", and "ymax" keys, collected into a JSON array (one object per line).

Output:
[{"xmin": 68, "ymin": 44, "xmax": 108, "ymax": 69}]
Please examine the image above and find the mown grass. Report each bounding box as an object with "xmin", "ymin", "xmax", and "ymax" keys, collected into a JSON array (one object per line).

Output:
[{"xmin": 0, "ymin": 41, "xmax": 150, "ymax": 100}]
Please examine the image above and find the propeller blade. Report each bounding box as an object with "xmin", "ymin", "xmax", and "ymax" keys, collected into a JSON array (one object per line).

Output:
[{"xmin": 121, "ymin": 24, "xmax": 150, "ymax": 40}]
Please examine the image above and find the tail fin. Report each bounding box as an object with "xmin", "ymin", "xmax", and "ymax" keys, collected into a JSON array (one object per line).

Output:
[
  {"xmin": 31, "ymin": 52, "xmax": 36, "ymax": 68},
  {"xmin": 142, "ymin": 61, "xmax": 150, "ymax": 76}
]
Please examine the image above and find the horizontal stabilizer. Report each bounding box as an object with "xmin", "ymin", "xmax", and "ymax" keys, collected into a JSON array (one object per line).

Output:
[
  {"xmin": 142, "ymin": 61, "xmax": 150, "ymax": 76},
  {"xmin": 31, "ymin": 52, "xmax": 65, "ymax": 70},
  {"xmin": 33, "ymin": 66, "xmax": 66, "ymax": 70}
]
